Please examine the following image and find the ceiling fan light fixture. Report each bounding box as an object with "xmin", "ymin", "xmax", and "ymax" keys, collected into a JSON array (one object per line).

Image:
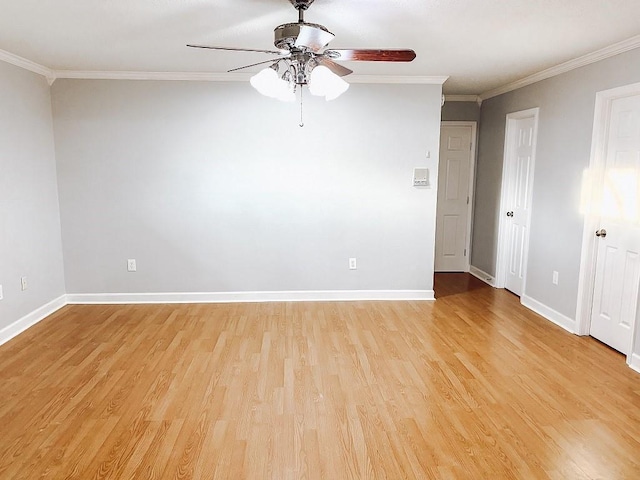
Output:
[
  {"xmin": 250, "ymin": 67, "xmax": 279, "ymax": 96},
  {"xmin": 309, "ymin": 65, "xmax": 349, "ymax": 101},
  {"xmin": 250, "ymin": 66, "xmax": 295, "ymax": 102},
  {"xmin": 276, "ymin": 79, "xmax": 296, "ymax": 102},
  {"xmin": 189, "ymin": 0, "xmax": 416, "ymax": 109}
]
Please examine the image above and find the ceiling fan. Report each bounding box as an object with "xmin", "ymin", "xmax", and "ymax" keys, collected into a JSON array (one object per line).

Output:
[{"xmin": 187, "ymin": 0, "xmax": 416, "ymax": 102}]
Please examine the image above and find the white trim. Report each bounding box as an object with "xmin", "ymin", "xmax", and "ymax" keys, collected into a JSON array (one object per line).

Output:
[
  {"xmin": 444, "ymin": 95, "xmax": 480, "ymax": 103},
  {"xmin": 53, "ymin": 70, "xmax": 448, "ymax": 85},
  {"xmin": 469, "ymin": 266, "xmax": 496, "ymax": 287},
  {"xmin": 495, "ymin": 107, "xmax": 540, "ymax": 294},
  {"xmin": 0, "ymin": 49, "xmax": 55, "ymax": 83},
  {"xmin": 630, "ymin": 353, "xmax": 640, "ymax": 374},
  {"xmin": 575, "ymin": 87, "xmax": 614, "ymax": 336},
  {"xmin": 66, "ymin": 290, "xmax": 435, "ymax": 304},
  {"xmin": 439, "ymin": 121, "xmax": 477, "ymax": 273},
  {"xmin": 346, "ymin": 75, "xmax": 448, "ymax": 85},
  {"xmin": 480, "ymin": 34, "xmax": 640, "ymax": 101},
  {"xmin": 521, "ymin": 295, "xmax": 577, "ymax": 334},
  {"xmin": 0, "ymin": 289, "xmax": 434, "ymax": 345},
  {"xmin": 0, "ymin": 48, "xmax": 447, "ymax": 86},
  {"xmin": 54, "ymin": 70, "xmax": 249, "ymax": 83},
  {"xmin": 3, "ymin": 32, "xmax": 639, "ymax": 95},
  {"xmin": 0, "ymin": 295, "xmax": 67, "ymax": 346}
]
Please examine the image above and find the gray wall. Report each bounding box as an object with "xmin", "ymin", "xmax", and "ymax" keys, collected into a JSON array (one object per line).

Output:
[
  {"xmin": 0, "ymin": 62, "xmax": 65, "ymax": 330},
  {"xmin": 472, "ymin": 47, "xmax": 640, "ymax": 319},
  {"xmin": 52, "ymin": 80, "xmax": 442, "ymax": 294},
  {"xmin": 441, "ymin": 101, "xmax": 480, "ymax": 122}
]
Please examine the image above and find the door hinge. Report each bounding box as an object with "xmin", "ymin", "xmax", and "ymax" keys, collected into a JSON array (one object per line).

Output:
[
  {"xmin": 467, "ymin": 196, "xmax": 469, "ymax": 205},
  {"xmin": 464, "ymin": 249, "xmax": 467, "ymax": 256}
]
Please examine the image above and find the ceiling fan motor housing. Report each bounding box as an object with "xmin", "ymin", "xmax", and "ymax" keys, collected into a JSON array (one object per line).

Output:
[
  {"xmin": 289, "ymin": 0, "xmax": 315, "ymax": 9},
  {"xmin": 273, "ymin": 22, "xmax": 330, "ymax": 50}
]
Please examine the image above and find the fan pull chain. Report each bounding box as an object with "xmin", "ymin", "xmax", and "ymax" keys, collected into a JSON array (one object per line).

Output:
[{"xmin": 299, "ymin": 86, "xmax": 304, "ymax": 128}]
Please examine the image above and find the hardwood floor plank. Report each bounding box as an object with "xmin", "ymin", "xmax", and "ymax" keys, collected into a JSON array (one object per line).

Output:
[{"xmin": 1, "ymin": 274, "xmax": 640, "ymax": 478}]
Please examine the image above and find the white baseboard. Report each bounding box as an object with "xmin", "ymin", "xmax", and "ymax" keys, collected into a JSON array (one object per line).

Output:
[
  {"xmin": 0, "ymin": 290, "xmax": 433, "ymax": 345},
  {"xmin": 0, "ymin": 295, "xmax": 67, "ymax": 347},
  {"xmin": 521, "ymin": 295, "xmax": 577, "ymax": 334},
  {"xmin": 629, "ymin": 353, "xmax": 640, "ymax": 375},
  {"xmin": 469, "ymin": 266, "xmax": 496, "ymax": 287},
  {"xmin": 66, "ymin": 289, "xmax": 435, "ymax": 304}
]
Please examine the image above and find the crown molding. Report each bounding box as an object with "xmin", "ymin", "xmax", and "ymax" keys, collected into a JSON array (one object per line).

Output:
[
  {"xmin": 445, "ymin": 95, "xmax": 481, "ymax": 103},
  {"xmin": 0, "ymin": 50, "xmax": 447, "ymax": 85},
  {"xmin": 5, "ymin": 32, "xmax": 638, "ymax": 96},
  {"xmin": 53, "ymin": 70, "xmax": 448, "ymax": 85},
  {"xmin": 444, "ymin": 95, "xmax": 479, "ymax": 102},
  {"xmin": 0, "ymin": 49, "xmax": 55, "ymax": 84},
  {"xmin": 480, "ymin": 34, "xmax": 640, "ymax": 101},
  {"xmin": 53, "ymin": 70, "xmax": 250, "ymax": 82},
  {"xmin": 347, "ymin": 75, "xmax": 449, "ymax": 85}
]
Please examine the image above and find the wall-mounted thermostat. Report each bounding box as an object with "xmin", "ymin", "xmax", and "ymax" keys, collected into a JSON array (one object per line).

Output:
[{"xmin": 413, "ymin": 168, "xmax": 430, "ymax": 187}]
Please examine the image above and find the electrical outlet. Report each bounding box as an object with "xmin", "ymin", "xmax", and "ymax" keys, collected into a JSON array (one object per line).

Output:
[
  {"xmin": 349, "ymin": 258, "xmax": 357, "ymax": 270},
  {"xmin": 20, "ymin": 276, "xmax": 28, "ymax": 291},
  {"xmin": 127, "ymin": 259, "xmax": 137, "ymax": 272},
  {"xmin": 552, "ymin": 271, "xmax": 559, "ymax": 285}
]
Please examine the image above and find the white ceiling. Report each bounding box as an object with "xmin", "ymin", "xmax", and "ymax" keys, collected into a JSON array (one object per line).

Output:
[{"xmin": 1, "ymin": 0, "xmax": 639, "ymax": 95}]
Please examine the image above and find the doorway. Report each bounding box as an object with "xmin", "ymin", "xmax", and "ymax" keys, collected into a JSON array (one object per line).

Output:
[
  {"xmin": 576, "ymin": 82, "xmax": 640, "ymax": 363},
  {"xmin": 435, "ymin": 122, "xmax": 477, "ymax": 272},
  {"xmin": 495, "ymin": 108, "xmax": 539, "ymax": 296}
]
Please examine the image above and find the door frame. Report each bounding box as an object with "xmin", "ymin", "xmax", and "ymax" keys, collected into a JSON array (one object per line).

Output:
[
  {"xmin": 575, "ymin": 82, "xmax": 640, "ymax": 370},
  {"xmin": 495, "ymin": 108, "xmax": 540, "ymax": 292},
  {"xmin": 438, "ymin": 121, "xmax": 478, "ymax": 272}
]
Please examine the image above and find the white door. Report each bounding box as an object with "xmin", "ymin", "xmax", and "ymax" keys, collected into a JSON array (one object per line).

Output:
[
  {"xmin": 435, "ymin": 123, "xmax": 475, "ymax": 272},
  {"xmin": 502, "ymin": 114, "xmax": 537, "ymax": 296},
  {"xmin": 590, "ymin": 94, "xmax": 640, "ymax": 354}
]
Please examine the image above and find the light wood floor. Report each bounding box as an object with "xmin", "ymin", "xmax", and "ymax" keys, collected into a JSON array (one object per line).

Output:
[{"xmin": 1, "ymin": 274, "xmax": 639, "ymax": 479}]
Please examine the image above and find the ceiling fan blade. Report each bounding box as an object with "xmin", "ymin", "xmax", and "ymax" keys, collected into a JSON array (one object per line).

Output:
[
  {"xmin": 294, "ymin": 25, "xmax": 335, "ymax": 52},
  {"xmin": 326, "ymin": 49, "xmax": 417, "ymax": 62},
  {"xmin": 187, "ymin": 44, "xmax": 284, "ymax": 55},
  {"xmin": 315, "ymin": 57, "xmax": 353, "ymax": 77},
  {"xmin": 227, "ymin": 57, "xmax": 288, "ymax": 73}
]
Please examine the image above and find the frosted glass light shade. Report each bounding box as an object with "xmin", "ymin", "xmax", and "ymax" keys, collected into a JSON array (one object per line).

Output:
[
  {"xmin": 250, "ymin": 68, "xmax": 279, "ymax": 97},
  {"xmin": 309, "ymin": 65, "xmax": 349, "ymax": 101},
  {"xmin": 250, "ymin": 64, "xmax": 349, "ymax": 102},
  {"xmin": 276, "ymin": 82, "xmax": 296, "ymax": 102},
  {"xmin": 250, "ymin": 68, "xmax": 295, "ymax": 102}
]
